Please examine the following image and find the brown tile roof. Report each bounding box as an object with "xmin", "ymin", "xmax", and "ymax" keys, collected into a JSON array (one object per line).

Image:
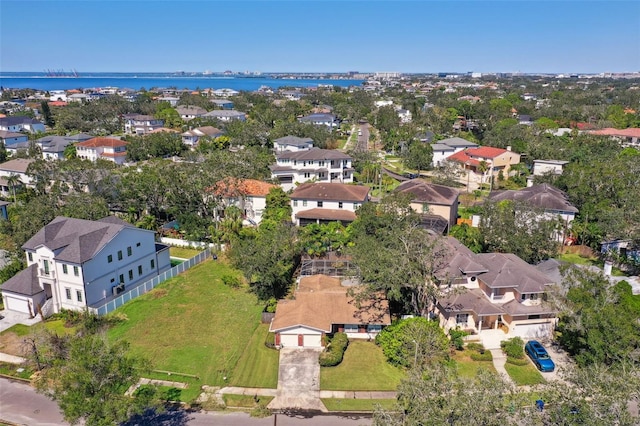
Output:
[
  {"xmin": 475, "ymin": 253, "xmax": 553, "ymax": 292},
  {"xmin": 76, "ymin": 137, "xmax": 128, "ymax": 148},
  {"xmin": 270, "ymin": 275, "xmax": 391, "ymax": 332},
  {"xmin": 394, "ymin": 180, "xmax": 459, "ymax": 205},
  {"xmin": 208, "ymin": 177, "xmax": 276, "ymax": 197},
  {"xmin": 0, "ymin": 158, "xmax": 35, "ymax": 173},
  {"xmin": 291, "ymin": 183, "xmax": 370, "ymax": 202},
  {"xmin": 295, "ymin": 208, "xmax": 356, "ymax": 222},
  {"xmin": 588, "ymin": 127, "xmax": 640, "ymax": 138}
]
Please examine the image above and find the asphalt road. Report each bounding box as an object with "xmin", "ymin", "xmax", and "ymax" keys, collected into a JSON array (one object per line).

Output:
[
  {"xmin": 0, "ymin": 378, "xmax": 372, "ymax": 426},
  {"xmin": 355, "ymin": 123, "xmax": 369, "ymax": 152}
]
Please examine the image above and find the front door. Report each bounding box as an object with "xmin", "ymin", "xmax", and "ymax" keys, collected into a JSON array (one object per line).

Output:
[
  {"xmin": 44, "ymin": 283, "xmax": 53, "ymax": 299},
  {"xmin": 298, "ymin": 334, "xmax": 304, "ymax": 347}
]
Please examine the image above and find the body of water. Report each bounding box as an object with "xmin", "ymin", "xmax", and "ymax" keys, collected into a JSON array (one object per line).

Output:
[{"xmin": 0, "ymin": 72, "xmax": 364, "ymax": 92}]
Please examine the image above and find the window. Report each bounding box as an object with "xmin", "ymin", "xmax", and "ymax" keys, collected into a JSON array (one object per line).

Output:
[
  {"xmin": 136, "ymin": 242, "xmax": 141, "ymax": 247},
  {"xmin": 76, "ymin": 290, "xmax": 83, "ymax": 303},
  {"xmin": 110, "ymin": 278, "xmax": 115, "ymax": 283},
  {"xmin": 304, "ymin": 172, "xmax": 311, "ymax": 178},
  {"xmin": 73, "ymin": 266, "xmax": 79, "ymax": 277},
  {"xmin": 65, "ymin": 288, "xmax": 72, "ymax": 300},
  {"xmin": 62, "ymin": 264, "xmax": 68, "ymax": 274},
  {"xmin": 456, "ymin": 314, "xmax": 469, "ymax": 325},
  {"xmin": 338, "ymin": 202, "xmax": 343, "ymax": 209},
  {"xmin": 302, "ymin": 200, "xmax": 307, "ymax": 207},
  {"xmin": 150, "ymin": 259, "xmax": 155, "ymax": 269},
  {"xmin": 344, "ymin": 324, "xmax": 358, "ymax": 333},
  {"xmin": 138, "ymin": 265, "xmax": 143, "ymax": 276},
  {"xmin": 28, "ymin": 252, "xmax": 33, "ymax": 262},
  {"xmin": 367, "ymin": 324, "xmax": 382, "ymax": 333},
  {"xmin": 317, "ymin": 201, "xmax": 323, "ymax": 207},
  {"xmin": 117, "ymin": 250, "xmax": 123, "ymax": 261},
  {"xmin": 107, "ymin": 254, "xmax": 113, "ymax": 263},
  {"xmin": 119, "ymin": 274, "xmax": 124, "ymax": 284},
  {"xmin": 319, "ymin": 161, "xmax": 325, "ymax": 166},
  {"xmin": 43, "ymin": 259, "xmax": 50, "ymax": 275},
  {"xmin": 127, "ymin": 246, "xmax": 132, "ymax": 256},
  {"xmin": 128, "ymin": 270, "xmax": 133, "ymax": 281},
  {"xmin": 422, "ymin": 203, "xmax": 429, "ymax": 213},
  {"xmin": 354, "ymin": 203, "xmax": 360, "ymax": 209},
  {"xmin": 293, "ymin": 200, "xmax": 298, "ymax": 207}
]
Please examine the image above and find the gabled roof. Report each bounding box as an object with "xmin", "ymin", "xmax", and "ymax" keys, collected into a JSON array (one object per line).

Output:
[
  {"xmin": 1, "ymin": 264, "xmax": 42, "ymax": 296},
  {"xmin": 270, "ymin": 274, "xmax": 391, "ymax": 332},
  {"xmin": 208, "ymin": 177, "xmax": 276, "ymax": 197},
  {"xmin": 438, "ymin": 237, "xmax": 488, "ymax": 278},
  {"xmin": 0, "ymin": 158, "xmax": 35, "ymax": 173},
  {"xmin": 298, "ymin": 113, "xmax": 337, "ymax": 122},
  {"xmin": 275, "ymin": 135, "xmax": 314, "ymax": 146},
  {"xmin": 394, "ymin": 180, "xmax": 459, "ymax": 206},
  {"xmin": 291, "ymin": 183, "xmax": 369, "ymax": 202},
  {"xmin": 22, "ymin": 216, "xmax": 136, "ymax": 264},
  {"xmin": 489, "ymin": 184, "xmax": 578, "ymax": 213},
  {"xmin": 446, "ymin": 150, "xmax": 480, "ymax": 167},
  {"xmin": 203, "ymin": 110, "xmax": 246, "ymax": 118},
  {"xmin": 176, "ymin": 105, "xmax": 207, "ymax": 115},
  {"xmin": 76, "ymin": 137, "xmax": 127, "ymax": 148},
  {"xmin": 0, "ymin": 130, "xmax": 27, "ymax": 139},
  {"xmin": 0, "ymin": 116, "xmax": 42, "ymax": 126}
]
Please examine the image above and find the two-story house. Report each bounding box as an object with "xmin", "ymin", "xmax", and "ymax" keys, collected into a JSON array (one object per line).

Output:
[
  {"xmin": 271, "ymin": 148, "xmax": 354, "ymax": 191},
  {"xmin": 0, "ymin": 116, "xmax": 45, "ymax": 134},
  {"xmin": 297, "ymin": 113, "xmax": 340, "ymax": 129},
  {"xmin": 290, "ymin": 182, "xmax": 370, "ymax": 226},
  {"xmin": 207, "ymin": 177, "xmax": 277, "ymax": 225},
  {"xmin": 430, "ymin": 137, "xmax": 479, "ymax": 167},
  {"xmin": 210, "ymin": 99, "xmax": 234, "ymax": 110},
  {"xmin": 273, "ymin": 135, "xmax": 314, "ymax": 152},
  {"xmin": 202, "ymin": 110, "xmax": 247, "ymax": 122},
  {"xmin": 0, "ymin": 130, "xmax": 29, "ymax": 147},
  {"xmin": 122, "ymin": 114, "xmax": 165, "ymax": 135},
  {"xmin": 447, "ymin": 146, "xmax": 521, "ymax": 184},
  {"xmin": 181, "ymin": 126, "xmax": 225, "ymax": 148},
  {"xmin": 436, "ymin": 237, "xmax": 557, "ymax": 340},
  {"xmin": 1, "ymin": 216, "xmax": 171, "ymax": 317},
  {"xmin": 0, "ymin": 159, "xmax": 35, "ymax": 196},
  {"xmin": 393, "ymin": 180, "xmax": 460, "ymax": 233},
  {"xmin": 76, "ymin": 137, "xmax": 128, "ymax": 165},
  {"xmin": 176, "ymin": 105, "xmax": 207, "ymax": 121}
]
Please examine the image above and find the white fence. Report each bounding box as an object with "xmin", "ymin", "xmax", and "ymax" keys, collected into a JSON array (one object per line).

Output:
[
  {"xmin": 160, "ymin": 237, "xmax": 217, "ymax": 249},
  {"xmin": 88, "ymin": 249, "xmax": 211, "ymax": 316}
]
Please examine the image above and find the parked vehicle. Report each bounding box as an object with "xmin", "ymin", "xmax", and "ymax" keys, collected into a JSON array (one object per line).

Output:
[{"xmin": 525, "ymin": 340, "xmax": 555, "ymax": 372}]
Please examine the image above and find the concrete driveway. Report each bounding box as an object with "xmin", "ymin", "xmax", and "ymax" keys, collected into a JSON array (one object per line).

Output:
[
  {"xmin": 0, "ymin": 309, "xmax": 41, "ymax": 333},
  {"xmin": 268, "ymin": 348, "xmax": 326, "ymax": 412}
]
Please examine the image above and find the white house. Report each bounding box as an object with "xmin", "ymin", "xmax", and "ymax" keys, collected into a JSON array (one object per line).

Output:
[
  {"xmin": 297, "ymin": 113, "xmax": 339, "ymax": 129},
  {"xmin": 123, "ymin": 114, "xmax": 165, "ymax": 135},
  {"xmin": 273, "ymin": 135, "xmax": 314, "ymax": 152},
  {"xmin": 1, "ymin": 216, "xmax": 171, "ymax": 317},
  {"xmin": 212, "ymin": 88, "xmax": 239, "ymax": 98},
  {"xmin": 290, "ymin": 182, "xmax": 370, "ymax": 226},
  {"xmin": 430, "ymin": 137, "xmax": 479, "ymax": 167},
  {"xmin": 49, "ymin": 90, "xmax": 68, "ymax": 102},
  {"xmin": 176, "ymin": 105, "xmax": 207, "ymax": 121},
  {"xmin": 207, "ymin": 178, "xmax": 277, "ymax": 225},
  {"xmin": 0, "ymin": 117, "xmax": 45, "ymax": 134},
  {"xmin": 76, "ymin": 137, "xmax": 128, "ymax": 165},
  {"xmin": 270, "ymin": 148, "xmax": 354, "ymax": 191},
  {"xmin": 181, "ymin": 126, "xmax": 224, "ymax": 148},
  {"xmin": 202, "ymin": 110, "xmax": 246, "ymax": 122},
  {"xmin": 0, "ymin": 158, "xmax": 36, "ymax": 190}
]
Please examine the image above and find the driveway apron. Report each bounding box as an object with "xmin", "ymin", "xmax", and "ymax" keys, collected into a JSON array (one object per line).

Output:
[{"xmin": 267, "ymin": 347, "xmax": 327, "ymax": 412}]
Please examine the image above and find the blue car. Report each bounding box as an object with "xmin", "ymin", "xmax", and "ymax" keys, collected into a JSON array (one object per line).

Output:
[{"xmin": 525, "ymin": 340, "xmax": 555, "ymax": 372}]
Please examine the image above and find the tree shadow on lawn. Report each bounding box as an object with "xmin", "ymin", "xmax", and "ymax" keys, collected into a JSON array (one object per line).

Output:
[{"xmin": 122, "ymin": 407, "xmax": 192, "ymax": 426}]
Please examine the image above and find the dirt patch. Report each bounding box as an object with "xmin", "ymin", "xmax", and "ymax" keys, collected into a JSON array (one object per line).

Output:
[
  {"xmin": 562, "ymin": 245, "xmax": 596, "ymax": 258},
  {"xmin": 0, "ymin": 332, "xmax": 27, "ymax": 356},
  {"xmin": 149, "ymin": 288, "xmax": 168, "ymax": 299}
]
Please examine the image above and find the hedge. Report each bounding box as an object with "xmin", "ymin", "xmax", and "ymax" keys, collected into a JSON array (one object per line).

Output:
[{"xmin": 319, "ymin": 332, "xmax": 349, "ymax": 367}]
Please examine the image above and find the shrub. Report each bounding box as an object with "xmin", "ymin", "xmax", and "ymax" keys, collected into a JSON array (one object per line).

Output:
[
  {"xmin": 264, "ymin": 298, "xmax": 278, "ymax": 313},
  {"xmin": 506, "ymin": 356, "xmax": 530, "ymax": 366},
  {"xmin": 470, "ymin": 351, "xmax": 493, "ymax": 361},
  {"xmin": 449, "ymin": 328, "xmax": 469, "ymax": 350},
  {"xmin": 501, "ymin": 337, "xmax": 525, "ymax": 359},
  {"xmin": 319, "ymin": 332, "xmax": 349, "ymax": 367},
  {"xmin": 466, "ymin": 342, "xmax": 485, "ymax": 353},
  {"xmin": 221, "ymin": 274, "xmax": 241, "ymax": 288},
  {"xmin": 264, "ymin": 332, "xmax": 275, "ymax": 349},
  {"xmin": 375, "ymin": 317, "xmax": 448, "ymax": 368}
]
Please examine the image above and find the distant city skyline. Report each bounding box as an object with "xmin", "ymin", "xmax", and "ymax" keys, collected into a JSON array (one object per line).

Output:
[{"xmin": 1, "ymin": 1, "xmax": 639, "ymax": 74}]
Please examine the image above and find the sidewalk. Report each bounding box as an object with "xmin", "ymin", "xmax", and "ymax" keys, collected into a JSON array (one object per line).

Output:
[{"xmin": 489, "ymin": 349, "xmax": 515, "ymax": 386}]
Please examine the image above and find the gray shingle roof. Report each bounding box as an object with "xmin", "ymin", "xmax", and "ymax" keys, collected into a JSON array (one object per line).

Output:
[
  {"xmin": 275, "ymin": 136, "xmax": 314, "ymax": 146},
  {"xmin": 475, "ymin": 253, "xmax": 552, "ymax": 291},
  {"xmin": 489, "ymin": 184, "xmax": 578, "ymax": 213},
  {"xmin": 1, "ymin": 264, "xmax": 42, "ymax": 296},
  {"xmin": 22, "ymin": 216, "xmax": 133, "ymax": 264},
  {"xmin": 437, "ymin": 137, "xmax": 479, "ymax": 148},
  {"xmin": 438, "ymin": 288, "xmax": 504, "ymax": 316}
]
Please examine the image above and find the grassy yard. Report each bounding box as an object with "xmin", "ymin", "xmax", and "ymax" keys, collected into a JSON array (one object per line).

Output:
[
  {"xmin": 504, "ymin": 362, "xmax": 546, "ymax": 386},
  {"xmin": 229, "ymin": 324, "xmax": 279, "ymax": 388},
  {"xmin": 322, "ymin": 398, "xmax": 397, "ymax": 412},
  {"xmin": 168, "ymin": 246, "xmax": 204, "ymax": 259},
  {"xmin": 223, "ymin": 394, "xmax": 273, "ymax": 408},
  {"xmin": 449, "ymin": 349, "xmax": 497, "ymax": 379},
  {"xmin": 320, "ymin": 341, "xmax": 405, "ymax": 391},
  {"xmin": 107, "ymin": 259, "xmax": 265, "ymax": 393},
  {"xmin": 557, "ymin": 253, "xmax": 597, "ymax": 266}
]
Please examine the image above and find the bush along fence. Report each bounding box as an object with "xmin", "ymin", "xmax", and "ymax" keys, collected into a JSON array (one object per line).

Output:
[{"xmin": 88, "ymin": 249, "xmax": 212, "ymax": 316}]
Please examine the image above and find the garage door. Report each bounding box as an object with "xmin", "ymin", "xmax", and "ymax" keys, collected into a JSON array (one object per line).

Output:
[
  {"xmin": 280, "ymin": 334, "xmax": 298, "ymax": 347},
  {"xmin": 5, "ymin": 296, "xmax": 30, "ymax": 314},
  {"xmin": 304, "ymin": 334, "xmax": 322, "ymax": 348},
  {"xmin": 512, "ymin": 323, "xmax": 553, "ymax": 339}
]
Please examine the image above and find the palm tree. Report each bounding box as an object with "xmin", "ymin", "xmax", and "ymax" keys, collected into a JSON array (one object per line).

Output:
[{"xmin": 6, "ymin": 174, "xmax": 21, "ymax": 203}]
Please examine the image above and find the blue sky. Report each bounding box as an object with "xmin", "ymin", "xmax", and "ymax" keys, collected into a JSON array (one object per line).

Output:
[{"xmin": 1, "ymin": 1, "xmax": 639, "ymax": 73}]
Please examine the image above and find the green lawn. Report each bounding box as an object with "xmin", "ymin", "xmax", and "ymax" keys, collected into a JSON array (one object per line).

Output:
[
  {"xmin": 557, "ymin": 253, "xmax": 597, "ymax": 266},
  {"xmin": 449, "ymin": 350, "xmax": 497, "ymax": 379},
  {"xmin": 230, "ymin": 324, "xmax": 279, "ymax": 388},
  {"xmin": 320, "ymin": 341, "xmax": 405, "ymax": 391},
  {"xmin": 0, "ymin": 319, "xmax": 74, "ymax": 338},
  {"xmin": 504, "ymin": 362, "xmax": 546, "ymax": 386},
  {"xmin": 107, "ymin": 259, "xmax": 265, "ymax": 391},
  {"xmin": 322, "ymin": 398, "xmax": 397, "ymax": 412},
  {"xmin": 168, "ymin": 247, "xmax": 203, "ymax": 259}
]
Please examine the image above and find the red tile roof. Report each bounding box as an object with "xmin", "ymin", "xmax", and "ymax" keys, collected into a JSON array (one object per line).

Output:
[
  {"xmin": 208, "ymin": 177, "xmax": 276, "ymax": 197},
  {"xmin": 76, "ymin": 137, "xmax": 128, "ymax": 148},
  {"xmin": 446, "ymin": 150, "xmax": 480, "ymax": 167},
  {"xmin": 588, "ymin": 128, "xmax": 640, "ymax": 138},
  {"xmin": 466, "ymin": 146, "xmax": 509, "ymax": 159}
]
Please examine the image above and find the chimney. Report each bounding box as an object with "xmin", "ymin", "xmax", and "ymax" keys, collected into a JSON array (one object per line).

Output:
[{"xmin": 506, "ymin": 146, "xmax": 512, "ymax": 151}]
